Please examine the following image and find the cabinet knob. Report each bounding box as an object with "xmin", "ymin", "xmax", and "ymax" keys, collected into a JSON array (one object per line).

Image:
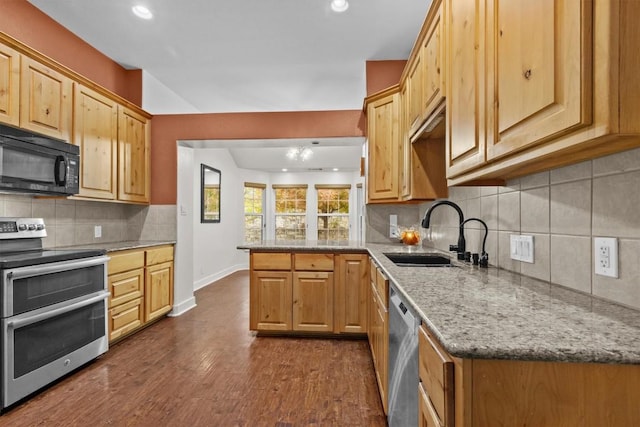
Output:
[{"xmin": 523, "ymin": 69, "xmax": 532, "ymax": 80}]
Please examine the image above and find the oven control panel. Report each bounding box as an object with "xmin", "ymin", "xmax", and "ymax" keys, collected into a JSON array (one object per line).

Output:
[{"xmin": 0, "ymin": 218, "xmax": 46, "ymax": 239}]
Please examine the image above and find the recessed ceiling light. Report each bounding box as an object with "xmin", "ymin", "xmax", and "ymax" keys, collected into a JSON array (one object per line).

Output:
[
  {"xmin": 333, "ymin": 168, "xmax": 339, "ymax": 171},
  {"xmin": 330, "ymin": 0, "xmax": 349, "ymax": 13},
  {"xmin": 282, "ymin": 168, "xmax": 288, "ymax": 172},
  {"xmin": 132, "ymin": 5, "xmax": 153, "ymax": 20}
]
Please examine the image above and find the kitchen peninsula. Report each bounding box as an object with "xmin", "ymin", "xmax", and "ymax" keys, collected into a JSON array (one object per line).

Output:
[{"xmin": 240, "ymin": 240, "xmax": 640, "ymax": 426}]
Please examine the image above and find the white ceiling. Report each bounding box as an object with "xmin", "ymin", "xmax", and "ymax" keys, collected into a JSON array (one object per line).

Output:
[{"xmin": 28, "ymin": 0, "xmax": 429, "ymax": 171}]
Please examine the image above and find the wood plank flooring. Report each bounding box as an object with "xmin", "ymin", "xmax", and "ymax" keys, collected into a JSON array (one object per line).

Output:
[{"xmin": 0, "ymin": 270, "xmax": 386, "ymax": 426}]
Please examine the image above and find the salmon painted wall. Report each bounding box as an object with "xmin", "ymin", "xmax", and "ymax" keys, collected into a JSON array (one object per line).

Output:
[
  {"xmin": 151, "ymin": 110, "xmax": 365, "ymax": 204},
  {"xmin": 366, "ymin": 60, "xmax": 407, "ymax": 95},
  {"xmin": 0, "ymin": 0, "xmax": 142, "ymax": 105}
]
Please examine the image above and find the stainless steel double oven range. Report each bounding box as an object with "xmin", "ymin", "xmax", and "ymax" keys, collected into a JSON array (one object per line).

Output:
[{"xmin": 0, "ymin": 218, "xmax": 109, "ymax": 410}]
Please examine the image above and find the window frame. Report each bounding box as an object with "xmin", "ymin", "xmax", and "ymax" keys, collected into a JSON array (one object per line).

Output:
[
  {"xmin": 315, "ymin": 184, "xmax": 351, "ymax": 241},
  {"xmin": 273, "ymin": 184, "xmax": 308, "ymax": 241},
  {"xmin": 243, "ymin": 182, "xmax": 266, "ymax": 243}
]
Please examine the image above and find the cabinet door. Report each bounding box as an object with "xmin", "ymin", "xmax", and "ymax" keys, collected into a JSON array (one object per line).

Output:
[
  {"xmin": 144, "ymin": 261, "xmax": 174, "ymax": 322},
  {"xmin": 485, "ymin": 0, "xmax": 592, "ymax": 161},
  {"xmin": 446, "ymin": 0, "xmax": 487, "ymax": 178},
  {"xmin": 335, "ymin": 253, "xmax": 369, "ymax": 334},
  {"xmin": 74, "ymin": 84, "xmax": 118, "ymax": 199},
  {"xmin": 407, "ymin": 52, "xmax": 423, "ymax": 135},
  {"xmin": 367, "ymin": 90, "xmax": 400, "ymax": 201},
  {"xmin": 372, "ymin": 290, "xmax": 389, "ymax": 415},
  {"xmin": 292, "ymin": 271, "xmax": 334, "ymax": 333},
  {"xmin": 0, "ymin": 43, "xmax": 20, "ymax": 127},
  {"xmin": 20, "ymin": 56, "xmax": 72, "ymax": 141},
  {"xmin": 399, "ymin": 84, "xmax": 411, "ymax": 199},
  {"xmin": 250, "ymin": 271, "xmax": 292, "ymax": 331},
  {"xmin": 422, "ymin": 0, "xmax": 445, "ymax": 121},
  {"xmin": 118, "ymin": 106, "xmax": 150, "ymax": 203},
  {"xmin": 419, "ymin": 383, "xmax": 442, "ymax": 427}
]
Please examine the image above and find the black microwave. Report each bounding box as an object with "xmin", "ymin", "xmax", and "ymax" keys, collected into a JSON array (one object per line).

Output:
[{"xmin": 0, "ymin": 124, "xmax": 79, "ymax": 196}]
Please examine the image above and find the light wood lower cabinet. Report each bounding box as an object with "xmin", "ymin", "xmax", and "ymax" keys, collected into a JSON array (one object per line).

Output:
[
  {"xmin": 419, "ymin": 323, "xmax": 640, "ymax": 427},
  {"xmin": 368, "ymin": 258, "xmax": 389, "ymax": 415},
  {"xmin": 107, "ymin": 245, "xmax": 174, "ymax": 343},
  {"xmin": 249, "ymin": 251, "xmax": 368, "ymax": 335}
]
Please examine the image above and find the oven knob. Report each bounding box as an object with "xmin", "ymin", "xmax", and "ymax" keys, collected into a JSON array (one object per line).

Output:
[
  {"xmin": 28, "ymin": 224, "xmax": 36, "ymax": 231},
  {"xmin": 18, "ymin": 224, "xmax": 27, "ymax": 231},
  {"xmin": 36, "ymin": 224, "xmax": 44, "ymax": 230}
]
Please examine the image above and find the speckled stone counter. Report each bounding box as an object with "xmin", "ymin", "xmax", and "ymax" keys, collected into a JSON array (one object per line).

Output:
[
  {"xmin": 57, "ymin": 240, "xmax": 175, "ymax": 252},
  {"xmin": 243, "ymin": 241, "xmax": 640, "ymax": 364},
  {"xmin": 237, "ymin": 240, "xmax": 368, "ymax": 252}
]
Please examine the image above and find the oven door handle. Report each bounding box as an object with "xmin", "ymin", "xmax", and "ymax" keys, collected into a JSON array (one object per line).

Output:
[
  {"xmin": 6, "ymin": 291, "xmax": 109, "ymax": 329},
  {"xmin": 6, "ymin": 255, "xmax": 110, "ymax": 280}
]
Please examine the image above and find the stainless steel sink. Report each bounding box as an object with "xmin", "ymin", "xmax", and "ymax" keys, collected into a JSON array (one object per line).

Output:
[{"xmin": 383, "ymin": 252, "xmax": 453, "ymax": 267}]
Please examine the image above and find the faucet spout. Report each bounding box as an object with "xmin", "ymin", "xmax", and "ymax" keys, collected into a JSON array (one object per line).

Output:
[
  {"xmin": 461, "ymin": 217, "xmax": 489, "ymax": 268},
  {"xmin": 421, "ymin": 200, "xmax": 466, "ymax": 256}
]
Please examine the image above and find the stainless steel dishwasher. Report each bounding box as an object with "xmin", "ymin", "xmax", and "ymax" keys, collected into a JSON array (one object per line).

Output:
[{"xmin": 388, "ymin": 283, "xmax": 420, "ymax": 427}]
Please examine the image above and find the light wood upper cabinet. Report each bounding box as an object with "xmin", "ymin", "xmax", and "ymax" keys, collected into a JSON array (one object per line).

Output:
[
  {"xmin": 445, "ymin": 0, "xmax": 487, "ymax": 178},
  {"xmin": 118, "ymin": 106, "xmax": 150, "ymax": 203},
  {"xmin": 407, "ymin": 51, "xmax": 423, "ymax": 135},
  {"xmin": 421, "ymin": 0, "xmax": 445, "ymax": 124},
  {"xmin": 366, "ymin": 86, "xmax": 400, "ymax": 202},
  {"xmin": 19, "ymin": 56, "xmax": 72, "ymax": 141},
  {"xmin": 74, "ymin": 84, "xmax": 118, "ymax": 200},
  {"xmin": 0, "ymin": 43, "xmax": 20, "ymax": 127},
  {"xmin": 446, "ymin": 0, "xmax": 640, "ymax": 185},
  {"xmin": 485, "ymin": 0, "xmax": 592, "ymax": 162}
]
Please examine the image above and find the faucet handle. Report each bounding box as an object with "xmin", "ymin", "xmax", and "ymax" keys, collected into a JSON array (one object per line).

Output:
[{"xmin": 449, "ymin": 244, "xmax": 459, "ymax": 252}]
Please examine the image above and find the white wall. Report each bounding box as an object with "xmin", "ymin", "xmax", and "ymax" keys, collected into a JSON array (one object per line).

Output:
[
  {"xmin": 172, "ymin": 145, "xmax": 197, "ymax": 316},
  {"xmin": 268, "ymin": 171, "xmax": 363, "ymax": 240},
  {"xmin": 178, "ymin": 145, "xmax": 364, "ymax": 294}
]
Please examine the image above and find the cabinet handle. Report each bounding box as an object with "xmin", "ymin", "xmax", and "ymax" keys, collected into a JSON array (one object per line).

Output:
[{"xmin": 523, "ymin": 69, "xmax": 532, "ymax": 79}]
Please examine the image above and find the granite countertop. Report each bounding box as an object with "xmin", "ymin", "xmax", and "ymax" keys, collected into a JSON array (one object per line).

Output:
[
  {"xmin": 57, "ymin": 240, "xmax": 176, "ymax": 252},
  {"xmin": 243, "ymin": 241, "xmax": 640, "ymax": 364},
  {"xmin": 237, "ymin": 240, "xmax": 368, "ymax": 252}
]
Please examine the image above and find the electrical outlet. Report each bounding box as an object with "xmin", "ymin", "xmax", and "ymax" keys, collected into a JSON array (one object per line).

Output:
[
  {"xmin": 94, "ymin": 225, "xmax": 102, "ymax": 239},
  {"xmin": 594, "ymin": 237, "xmax": 618, "ymax": 278},
  {"xmin": 389, "ymin": 214, "xmax": 398, "ymax": 238}
]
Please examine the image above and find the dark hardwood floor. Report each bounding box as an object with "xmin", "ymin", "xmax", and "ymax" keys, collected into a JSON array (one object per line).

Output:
[{"xmin": 0, "ymin": 271, "xmax": 386, "ymax": 426}]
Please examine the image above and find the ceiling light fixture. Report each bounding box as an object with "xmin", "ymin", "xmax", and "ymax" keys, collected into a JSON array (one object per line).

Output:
[
  {"xmin": 330, "ymin": 0, "xmax": 349, "ymax": 13},
  {"xmin": 282, "ymin": 168, "xmax": 288, "ymax": 172},
  {"xmin": 132, "ymin": 5, "xmax": 153, "ymax": 20},
  {"xmin": 286, "ymin": 146, "xmax": 314, "ymax": 161}
]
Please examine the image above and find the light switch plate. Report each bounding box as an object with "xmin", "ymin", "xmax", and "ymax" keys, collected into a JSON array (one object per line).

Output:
[
  {"xmin": 94, "ymin": 225, "xmax": 102, "ymax": 238},
  {"xmin": 510, "ymin": 234, "xmax": 534, "ymax": 263}
]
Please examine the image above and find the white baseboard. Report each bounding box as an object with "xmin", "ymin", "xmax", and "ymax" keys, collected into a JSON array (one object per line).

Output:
[
  {"xmin": 193, "ymin": 263, "xmax": 249, "ymax": 291},
  {"xmin": 168, "ymin": 296, "xmax": 197, "ymax": 317}
]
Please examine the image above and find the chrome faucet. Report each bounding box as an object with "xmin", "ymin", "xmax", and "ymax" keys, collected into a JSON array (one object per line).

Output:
[
  {"xmin": 461, "ymin": 217, "xmax": 489, "ymax": 268},
  {"xmin": 421, "ymin": 200, "xmax": 466, "ymax": 259}
]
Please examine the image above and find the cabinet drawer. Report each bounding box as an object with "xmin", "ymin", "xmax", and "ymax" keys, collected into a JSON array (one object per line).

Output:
[
  {"xmin": 109, "ymin": 297, "xmax": 143, "ymax": 341},
  {"xmin": 146, "ymin": 245, "xmax": 174, "ymax": 265},
  {"xmin": 294, "ymin": 253, "xmax": 334, "ymax": 271},
  {"xmin": 109, "ymin": 268, "xmax": 144, "ymax": 307},
  {"xmin": 108, "ymin": 250, "xmax": 145, "ymax": 275},
  {"xmin": 419, "ymin": 324, "xmax": 454, "ymax": 426},
  {"xmin": 375, "ymin": 267, "xmax": 389, "ymax": 307},
  {"xmin": 252, "ymin": 252, "xmax": 291, "ymax": 270}
]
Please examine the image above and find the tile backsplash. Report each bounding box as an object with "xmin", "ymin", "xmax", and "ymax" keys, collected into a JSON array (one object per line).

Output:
[
  {"xmin": 366, "ymin": 147, "xmax": 640, "ymax": 310},
  {"xmin": 0, "ymin": 196, "xmax": 176, "ymax": 248}
]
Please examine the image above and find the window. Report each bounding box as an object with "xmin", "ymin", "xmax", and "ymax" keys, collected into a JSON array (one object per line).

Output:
[
  {"xmin": 274, "ymin": 185, "xmax": 308, "ymax": 241},
  {"xmin": 316, "ymin": 185, "xmax": 350, "ymax": 240},
  {"xmin": 244, "ymin": 182, "xmax": 265, "ymax": 243}
]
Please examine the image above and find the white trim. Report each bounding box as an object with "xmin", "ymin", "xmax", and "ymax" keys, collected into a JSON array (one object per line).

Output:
[
  {"xmin": 194, "ymin": 264, "xmax": 249, "ymax": 290},
  {"xmin": 168, "ymin": 296, "xmax": 197, "ymax": 317}
]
